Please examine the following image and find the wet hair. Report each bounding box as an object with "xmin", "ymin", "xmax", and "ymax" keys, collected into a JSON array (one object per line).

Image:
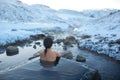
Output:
[{"xmin": 43, "ymin": 37, "xmax": 53, "ymax": 56}]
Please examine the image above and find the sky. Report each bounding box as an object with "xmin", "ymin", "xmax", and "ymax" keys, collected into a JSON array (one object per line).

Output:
[{"xmin": 20, "ymin": 0, "xmax": 120, "ymax": 11}]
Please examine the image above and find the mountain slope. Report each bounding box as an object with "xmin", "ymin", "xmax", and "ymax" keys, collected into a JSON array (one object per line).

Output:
[{"xmin": 0, "ymin": 0, "xmax": 64, "ymax": 23}]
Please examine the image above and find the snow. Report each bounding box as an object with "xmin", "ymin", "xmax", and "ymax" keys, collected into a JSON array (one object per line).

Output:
[
  {"xmin": 0, "ymin": 0, "xmax": 17, "ymax": 4},
  {"xmin": 0, "ymin": 0, "xmax": 120, "ymax": 60},
  {"xmin": 0, "ymin": 22, "xmax": 68, "ymax": 46},
  {"xmin": 73, "ymin": 10, "xmax": 120, "ymax": 60}
]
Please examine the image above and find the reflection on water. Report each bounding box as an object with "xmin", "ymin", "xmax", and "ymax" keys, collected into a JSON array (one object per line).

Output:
[
  {"xmin": 6, "ymin": 52, "xmax": 19, "ymax": 56},
  {"xmin": 39, "ymin": 68, "xmax": 72, "ymax": 80},
  {"xmin": 68, "ymin": 46, "xmax": 120, "ymax": 80},
  {"xmin": 80, "ymin": 50, "xmax": 120, "ymax": 80},
  {"xmin": 0, "ymin": 41, "xmax": 42, "ymax": 72}
]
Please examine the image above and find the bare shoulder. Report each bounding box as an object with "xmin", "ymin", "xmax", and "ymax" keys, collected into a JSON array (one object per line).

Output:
[
  {"xmin": 53, "ymin": 51, "xmax": 61, "ymax": 57},
  {"xmin": 39, "ymin": 50, "xmax": 44, "ymax": 55}
]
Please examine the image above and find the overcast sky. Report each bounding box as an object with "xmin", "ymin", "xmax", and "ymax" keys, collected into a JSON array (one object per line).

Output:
[{"xmin": 20, "ymin": 0, "xmax": 120, "ymax": 11}]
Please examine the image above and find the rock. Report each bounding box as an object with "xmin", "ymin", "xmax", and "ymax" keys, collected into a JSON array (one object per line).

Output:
[
  {"xmin": 63, "ymin": 45, "xmax": 67, "ymax": 50},
  {"xmin": 47, "ymin": 35, "xmax": 54, "ymax": 40},
  {"xmin": 55, "ymin": 39, "xmax": 64, "ymax": 44},
  {"xmin": 80, "ymin": 34, "xmax": 91, "ymax": 39},
  {"xmin": 76, "ymin": 55, "xmax": 86, "ymax": 62},
  {"xmin": 0, "ymin": 61, "xmax": 1, "ymax": 63},
  {"xmin": 30, "ymin": 34, "xmax": 46, "ymax": 40},
  {"xmin": 63, "ymin": 36, "xmax": 76, "ymax": 45},
  {"xmin": 11, "ymin": 29, "xmax": 17, "ymax": 31},
  {"xmin": 33, "ymin": 45, "xmax": 36, "ymax": 49},
  {"xmin": 62, "ymin": 51, "xmax": 73, "ymax": 59},
  {"xmin": 35, "ymin": 42, "xmax": 40, "ymax": 45},
  {"xmin": 81, "ymin": 69, "xmax": 101, "ymax": 80},
  {"xmin": 36, "ymin": 34, "xmax": 46, "ymax": 39},
  {"xmin": 6, "ymin": 46, "xmax": 19, "ymax": 56},
  {"xmin": 116, "ymin": 39, "xmax": 120, "ymax": 44}
]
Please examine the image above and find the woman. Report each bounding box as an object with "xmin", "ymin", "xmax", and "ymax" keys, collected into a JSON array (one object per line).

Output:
[{"xmin": 39, "ymin": 37, "xmax": 61, "ymax": 67}]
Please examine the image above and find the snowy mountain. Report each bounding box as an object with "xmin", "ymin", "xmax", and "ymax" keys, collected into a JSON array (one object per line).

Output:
[
  {"xmin": 0, "ymin": 0, "xmax": 64, "ymax": 23},
  {"xmin": 0, "ymin": 0, "xmax": 33, "ymax": 22}
]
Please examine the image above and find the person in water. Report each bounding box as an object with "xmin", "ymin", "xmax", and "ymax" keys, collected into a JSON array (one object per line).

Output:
[
  {"xmin": 40, "ymin": 37, "xmax": 62, "ymax": 67},
  {"xmin": 29, "ymin": 37, "xmax": 62, "ymax": 67}
]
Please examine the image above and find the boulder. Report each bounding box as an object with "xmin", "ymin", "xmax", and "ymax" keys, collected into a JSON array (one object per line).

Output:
[
  {"xmin": 54, "ymin": 39, "xmax": 64, "ymax": 44},
  {"xmin": 76, "ymin": 54, "xmax": 86, "ymax": 62},
  {"xmin": 35, "ymin": 42, "xmax": 40, "ymax": 45},
  {"xmin": 62, "ymin": 51, "xmax": 73, "ymax": 59},
  {"xmin": 6, "ymin": 46, "xmax": 19, "ymax": 56},
  {"xmin": 80, "ymin": 34, "xmax": 91, "ymax": 39},
  {"xmin": 33, "ymin": 45, "xmax": 36, "ymax": 49},
  {"xmin": 30, "ymin": 34, "xmax": 46, "ymax": 40},
  {"xmin": 36, "ymin": 34, "xmax": 46, "ymax": 39},
  {"xmin": 63, "ymin": 36, "xmax": 76, "ymax": 45},
  {"xmin": 81, "ymin": 69, "xmax": 101, "ymax": 80}
]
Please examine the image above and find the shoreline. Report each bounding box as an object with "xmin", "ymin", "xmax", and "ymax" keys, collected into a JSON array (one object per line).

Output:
[{"xmin": 0, "ymin": 33, "xmax": 120, "ymax": 63}]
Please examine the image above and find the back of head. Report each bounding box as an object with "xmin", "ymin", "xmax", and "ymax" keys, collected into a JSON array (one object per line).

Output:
[{"xmin": 43, "ymin": 37, "xmax": 53, "ymax": 49}]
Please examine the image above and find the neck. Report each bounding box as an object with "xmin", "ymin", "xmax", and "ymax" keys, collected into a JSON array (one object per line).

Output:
[{"xmin": 46, "ymin": 48, "xmax": 51, "ymax": 50}]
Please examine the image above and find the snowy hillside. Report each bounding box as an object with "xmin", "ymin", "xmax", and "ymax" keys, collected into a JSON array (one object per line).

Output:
[
  {"xmin": 73, "ymin": 10, "xmax": 120, "ymax": 60},
  {"xmin": 81, "ymin": 9, "xmax": 118, "ymax": 18},
  {"xmin": 0, "ymin": 0, "xmax": 64, "ymax": 23},
  {"xmin": 0, "ymin": 0, "xmax": 68, "ymax": 46},
  {"xmin": 0, "ymin": 0, "xmax": 33, "ymax": 22}
]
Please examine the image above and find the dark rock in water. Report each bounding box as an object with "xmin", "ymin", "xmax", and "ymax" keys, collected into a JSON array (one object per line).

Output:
[
  {"xmin": 33, "ymin": 45, "xmax": 36, "ymax": 49},
  {"xmin": 70, "ymin": 45, "xmax": 74, "ymax": 47},
  {"xmin": 63, "ymin": 36, "xmax": 76, "ymax": 45},
  {"xmin": 81, "ymin": 69, "xmax": 101, "ymax": 80},
  {"xmin": 62, "ymin": 51, "xmax": 73, "ymax": 59},
  {"xmin": 63, "ymin": 45, "xmax": 67, "ymax": 50},
  {"xmin": 0, "ymin": 61, "xmax": 1, "ymax": 63},
  {"xmin": 35, "ymin": 42, "xmax": 40, "ymax": 45},
  {"xmin": 76, "ymin": 55, "xmax": 86, "ymax": 62},
  {"xmin": 6, "ymin": 46, "xmax": 19, "ymax": 56}
]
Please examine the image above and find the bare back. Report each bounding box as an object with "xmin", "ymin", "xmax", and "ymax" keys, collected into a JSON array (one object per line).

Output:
[{"xmin": 40, "ymin": 49, "xmax": 61, "ymax": 62}]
